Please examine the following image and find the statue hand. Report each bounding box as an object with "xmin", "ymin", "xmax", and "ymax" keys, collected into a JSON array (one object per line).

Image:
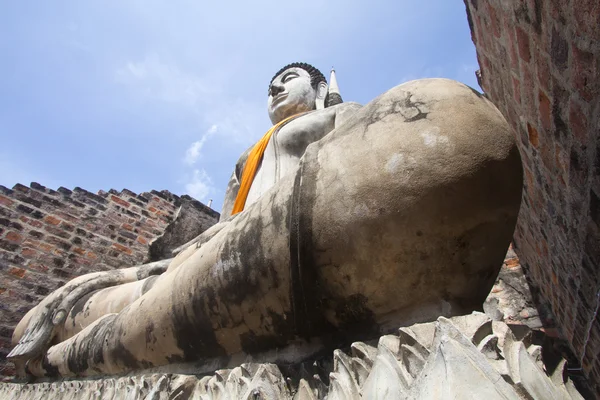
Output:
[{"xmin": 8, "ymin": 261, "xmax": 169, "ymax": 362}]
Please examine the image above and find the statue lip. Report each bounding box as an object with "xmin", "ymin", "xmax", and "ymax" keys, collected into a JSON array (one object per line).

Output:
[{"xmin": 272, "ymin": 93, "xmax": 288, "ymax": 105}]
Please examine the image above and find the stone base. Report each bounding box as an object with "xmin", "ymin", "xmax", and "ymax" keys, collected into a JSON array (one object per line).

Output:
[{"xmin": 0, "ymin": 312, "xmax": 585, "ymax": 399}]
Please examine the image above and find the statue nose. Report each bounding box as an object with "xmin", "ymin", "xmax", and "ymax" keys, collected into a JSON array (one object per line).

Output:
[{"xmin": 270, "ymin": 84, "xmax": 284, "ymax": 96}]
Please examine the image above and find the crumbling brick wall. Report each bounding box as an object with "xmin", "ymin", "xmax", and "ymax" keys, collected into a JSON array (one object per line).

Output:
[
  {"xmin": 464, "ymin": 0, "xmax": 600, "ymax": 392},
  {"xmin": 0, "ymin": 183, "xmax": 218, "ymax": 376}
]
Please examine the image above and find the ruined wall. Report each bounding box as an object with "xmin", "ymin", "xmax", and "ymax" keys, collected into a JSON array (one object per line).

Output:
[
  {"xmin": 464, "ymin": 0, "xmax": 600, "ymax": 392},
  {"xmin": 0, "ymin": 183, "xmax": 219, "ymax": 376}
]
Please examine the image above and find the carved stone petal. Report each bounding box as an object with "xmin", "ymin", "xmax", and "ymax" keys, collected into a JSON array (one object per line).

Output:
[{"xmin": 408, "ymin": 317, "xmax": 520, "ymax": 399}]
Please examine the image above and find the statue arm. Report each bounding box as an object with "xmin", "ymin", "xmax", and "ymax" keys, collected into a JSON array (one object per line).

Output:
[{"xmin": 9, "ymin": 260, "xmax": 169, "ymax": 363}]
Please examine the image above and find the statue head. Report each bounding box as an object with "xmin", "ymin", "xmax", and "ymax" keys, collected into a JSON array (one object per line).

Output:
[{"xmin": 267, "ymin": 62, "xmax": 328, "ymax": 124}]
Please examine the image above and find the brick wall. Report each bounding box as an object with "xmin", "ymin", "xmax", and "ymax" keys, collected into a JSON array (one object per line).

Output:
[
  {"xmin": 0, "ymin": 183, "xmax": 219, "ymax": 376},
  {"xmin": 464, "ymin": 0, "xmax": 600, "ymax": 392}
]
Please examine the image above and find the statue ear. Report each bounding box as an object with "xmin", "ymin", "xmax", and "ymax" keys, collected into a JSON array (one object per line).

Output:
[{"xmin": 315, "ymin": 81, "xmax": 328, "ymax": 110}]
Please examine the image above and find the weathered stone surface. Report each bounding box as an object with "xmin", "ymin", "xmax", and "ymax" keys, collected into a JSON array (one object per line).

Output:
[{"xmin": 0, "ymin": 314, "xmax": 585, "ymax": 399}]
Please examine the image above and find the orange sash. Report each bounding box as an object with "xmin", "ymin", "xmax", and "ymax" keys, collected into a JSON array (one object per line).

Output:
[{"xmin": 231, "ymin": 114, "xmax": 303, "ymax": 215}]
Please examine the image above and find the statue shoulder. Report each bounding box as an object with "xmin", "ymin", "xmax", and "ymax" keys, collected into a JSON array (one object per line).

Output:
[{"xmin": 332, "ymin": 102, "xmax": 362, "ymax": 128}]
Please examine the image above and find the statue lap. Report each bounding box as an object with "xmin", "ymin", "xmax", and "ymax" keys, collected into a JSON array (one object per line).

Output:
[{"xmin": 24, "ymin": 78, "xmax": 522, "ymax": 377}]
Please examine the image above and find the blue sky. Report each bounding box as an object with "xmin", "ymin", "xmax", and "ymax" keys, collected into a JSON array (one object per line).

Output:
[{"xmin": 0, "ymin": 1, "xmax": 478, "ymax": 213}]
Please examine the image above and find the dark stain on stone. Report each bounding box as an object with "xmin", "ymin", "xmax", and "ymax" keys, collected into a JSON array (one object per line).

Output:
[
  {"xmin": 170, "ymin": 276, "xmax": 227, "ymax": 361},
  {"xmin": 334, "ymin": 294, "xmax": 378, "ymax": 336},
  {"xmin": 270, "ymin": 200, "xmax": 286, "ymax": 233},
  {"xmin": 41, "ymin": 355, "xmax": 60, "ymax": 377},
  {"xmin": 141, "ymin": 275, "xmax": 159, "ymax": 295},
  {"xmin": 67, "ymin": 314, "xmax": 116, "ymax": 374},
  {"xmin": 145, "ymin": 322, "xmax": 155, "ymax": 346},
  {"xmin": 219, "ymin": 223, "xmax": 264, "ymax": 306},
  {"xmin": 110, "ymin": 341, "xmax": 141, "ymax": 371},
  {"xmin": 240, "ymin": 310, "xmax": 293, "ymax": 354},
  {"xmin": 165, "ymin": 354, "xmax": 185, "ymax": 364},
  {"xmin": 291, "ymin": 157, "xmax": 336, "ymax": 339},
  {"xmin": 69, "ymin": 290, "xmax": 97, "ymax": 320},
  {"xmin": 396, "ymin": 92, "xmax": 429, "ymax": 123}
]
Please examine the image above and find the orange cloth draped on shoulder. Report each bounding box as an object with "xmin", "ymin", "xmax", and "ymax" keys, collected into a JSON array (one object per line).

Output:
[{"xmin": 231, "ymin": 113, "xmax": 304, "ymax": 215}]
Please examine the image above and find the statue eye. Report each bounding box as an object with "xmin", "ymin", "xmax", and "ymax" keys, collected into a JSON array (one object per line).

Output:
[{"xmin": 282, "ymin": 73, "xmax": 297, "ymax": 83}]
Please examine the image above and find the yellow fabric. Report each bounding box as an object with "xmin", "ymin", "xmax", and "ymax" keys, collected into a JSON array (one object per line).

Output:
[{"xmin": 232, "ymin": 114, "xmax": 302, "ymax": 215}]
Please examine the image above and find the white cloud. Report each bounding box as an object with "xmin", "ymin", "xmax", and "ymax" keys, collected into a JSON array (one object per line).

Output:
[
  {"xmin": 115, "ymin": 54, "xmax": 216, "ymax": 107},
  {"xmin": 183, "ymin": 124, "xmax": 218, "ymax": 165},
  {"xmin": 185, "ymin": 169, "xmax": 214, "ymax": 202},
  {"xmin": 115, "ymin": 54, "xmax": 267, "ymax": 146}
]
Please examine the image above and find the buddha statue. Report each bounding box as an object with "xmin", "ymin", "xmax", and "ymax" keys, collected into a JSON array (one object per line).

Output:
[{"xmin": 9, "ymin": 63, "xmax": 523, "ymax": 378}]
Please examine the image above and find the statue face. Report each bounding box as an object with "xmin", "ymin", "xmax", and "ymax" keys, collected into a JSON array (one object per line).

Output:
[{"xmin": 268, "ymin": 67, "xmax": 317, "ymax": 124}]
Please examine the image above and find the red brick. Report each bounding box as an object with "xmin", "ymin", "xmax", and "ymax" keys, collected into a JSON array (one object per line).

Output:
[
  {"xmin": 8, "ymin": 267, "xmax": 26, "ymax": 279},
  {"xmin": 512, "ymin": 76, "xmax": 521, "ymax": 104},
  {"xmin": 488, "ymin": 4, "xmax": 501, "ymax": 38},
  {"xmin": 505, "ymin": 258, "xmax": 520, "ymax": 268},
  {"xmin": 524, "ymin": 166, "xmax": 535, "ymax": 197},
  {"xmin": 474, "ymin": 14, "xmax": 485, "ymax": 48},
  {"xmin": 572, "ymin": 44, "xmax": 598, "ymax": 102},
  {"xmin": 137, "ymin": 236, "xmax": 148, "ymax": 245},
  {"xmin": 536, "ymin": 55, "xmax": 552, "ymax": 93},
  {"xmin": 572, "ymin": 0, "xmax": 600, "ymax": 39},
  {"xmin": 60, "ymin": 221, "xmax": 75, "ymax": 232},
  {"xmin": 515, "ymin": 26, "xmax": 531, "ymax": 63},
  {"xmin": 44, "ymin": 215, "xmax": 61, "ymax": 226},
  {"xmin": 527, "ymin": 123, "xmax": 539, "ymax": 147},
  {"xmin": 538, "ymin": 90, "xmax": 552, "ymax": 131},
  {"xmin": 86, "ymin": 251, "xmax": 98, "ymax": 260},
  {"xmin": 73, "ymin": 247, "xmax": 86, "ymax": 255},
  {"xmin": 506, "ymin": 25, "xmax": 519, "ymax": 71},
  {"xmin": 554, "ymin": 147, "xmax": 568, "ymax": 186},
  {"xmin": 5, "ymin": 231, "xmax": 23, "ymax": 244},
  {"xmin": 38, "ymin": 243, "xmax": 54, "ymax": 253},
  {"xmin": 122, "ymin": 223, "xmax": 133, "ymax": 231},
  {"xmin": 111, "ymin": 195, "xmax": 130, "ymax": 208},
  {"xmin": 20, "ymin": 248, "xmax": 38, "ymax": 258},
  {"xmin": 28, "ymin": 219, "xmax": 43, "ymax": 228},
  {"xmin": 0, "ymin": 195, "xmax": 13, "ymax": 207},
  {"xmin": 521, "ymin": 66, "xmax": 536, "ymax": 118},
  {"xmin": 569, "ymin": 99, "xmax": 588, "ymax": 142},
  {"xmin": 112, "ymin": 243, "xmax": 132, "ymax": 255},
  {"xmin": 55, "ymin": 211, "xmax": 78, "ymax": 224},
  {"xmin": 28, "ymin": 263, "xmax": 49, "ymax": 272}
]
